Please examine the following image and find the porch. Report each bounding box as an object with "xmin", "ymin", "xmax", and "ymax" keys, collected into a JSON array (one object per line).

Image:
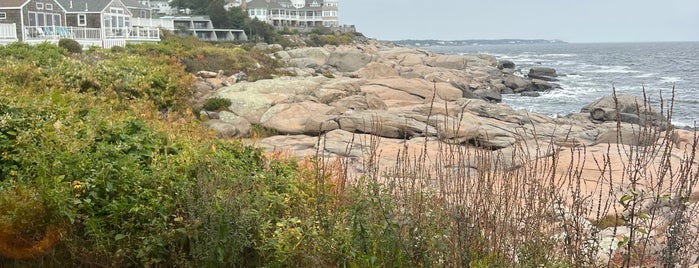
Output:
[{"xmin": 6, "ymin": 25, "xmax": 160, "ymax": 48}]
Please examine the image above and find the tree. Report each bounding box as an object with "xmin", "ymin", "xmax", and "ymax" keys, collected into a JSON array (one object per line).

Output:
[
  {"xmin": 227, "ymin": 7, "xmax": 248, "ymax": 29},
  {"xmin": 207, "ymin": 0, "xmax": 229, "ymax": 28}
]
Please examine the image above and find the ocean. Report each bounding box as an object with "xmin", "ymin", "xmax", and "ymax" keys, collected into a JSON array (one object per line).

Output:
[{"xmin": 427, "ymin": 42, "xmax": 699, "ymax": 128}]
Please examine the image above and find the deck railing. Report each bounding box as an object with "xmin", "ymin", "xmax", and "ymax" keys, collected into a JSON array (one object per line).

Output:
[
  {"xmin": 23, "ymin": 26, "xmax": 159, "ymax": 42},
  {"xmin": 0, "ymin": 23, "xmax": 18, "ymax": 40}
]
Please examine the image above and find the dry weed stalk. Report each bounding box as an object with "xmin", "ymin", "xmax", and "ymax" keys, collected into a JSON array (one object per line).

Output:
[{"xmin": 310, "ymin": 82, "xmax": 699, "ymax": 266}]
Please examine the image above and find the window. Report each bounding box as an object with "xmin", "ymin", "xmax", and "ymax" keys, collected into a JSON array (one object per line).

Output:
[
  {"xmin": 0, "ymin": 12, "xmax": 6, "ymax": 20},
  {"xmin": 36, "ymin": 2, "xmax": 44, "ymax": 10},
  {"xmin": 78, "ymin": 14, "xmax": 86, "ymax": 26},
  {"xmin": 140, "ymin": 10, "xmax": 147, "ymax": 18},
  {"xmin": 46, "ymin": 3, "xmax": 53, "ymax": 10},
  {"xmin": 28, "ymin": 12, "xmax": 36, "ymax": 26}
]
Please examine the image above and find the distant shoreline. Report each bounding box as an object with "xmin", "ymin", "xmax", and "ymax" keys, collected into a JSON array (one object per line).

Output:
[{"xmin": 389, "ymin": 39, "xmax": 567, "ymax": 47}]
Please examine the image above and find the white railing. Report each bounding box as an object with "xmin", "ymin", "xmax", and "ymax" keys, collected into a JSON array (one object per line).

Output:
[
  {"xmin": 23, "ymin": 26, "xmax": 159, "ymax": 42},
  {"xmin": 102, "ymin": 39, "xmax": 126, "ymax": 49},
  {"xmin": 130, "ymin": 27, "xmax": 160, "ymax": 39},
  {"xmin": 24, "ymin": 26, "xmax": 101, "ymax": 40},
  {"xmin": 0, "ymin": 23, "xmax": 17, "ymax": 40},
  {"xmin": 131, "ymin": 17, "xmax": 174, "ymax": 31}
]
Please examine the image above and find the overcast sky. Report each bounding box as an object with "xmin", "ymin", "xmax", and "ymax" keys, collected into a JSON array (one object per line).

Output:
[{"xmin": 339, "ymin": 0, "xmax": 699, "ymax": 43}]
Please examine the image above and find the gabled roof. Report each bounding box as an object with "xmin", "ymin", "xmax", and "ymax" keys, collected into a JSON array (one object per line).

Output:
[
  {"xmin": 55, "ymin": 0, "xmax": 118, "ymax": 13},
  {"xmin": 0, "ymin": 0, "xmax": 29, "ymax": 8}
]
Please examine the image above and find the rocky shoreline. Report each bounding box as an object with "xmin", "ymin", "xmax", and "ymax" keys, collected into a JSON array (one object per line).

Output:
[
  {"xmin": 190, "ymin": 39, "xmax": 699, "ymax": 265},
  {"xmin": 193, "ymin": 39, "xmax": 693, "ymax": 154}
]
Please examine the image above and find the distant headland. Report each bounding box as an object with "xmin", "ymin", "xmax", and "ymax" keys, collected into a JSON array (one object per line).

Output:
[{"xmin": 390, "ymin": 39, "xmax": 568, "ymax": 47}]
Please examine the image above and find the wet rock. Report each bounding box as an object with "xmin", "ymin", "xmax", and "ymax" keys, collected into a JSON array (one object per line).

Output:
[{"xmin": 528, "ymin": 67, "xmax": 559, "ymax": 81}]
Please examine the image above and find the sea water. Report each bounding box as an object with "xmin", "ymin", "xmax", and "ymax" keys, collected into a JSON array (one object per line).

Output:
[{"xmin": 428, "ymin": 42, "xmax": 699, "ymax": 128}]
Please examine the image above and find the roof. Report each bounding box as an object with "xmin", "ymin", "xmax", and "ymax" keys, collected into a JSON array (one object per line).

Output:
[
  {"xmin": 0, "ymin": 0, "xmax": 29, "ymax": 8},
  {"xmin": 247, "ymin": 0, "xmax": 282, "ymax": 9},
  {"xmin": 55, "ymin": 0, "xmax": 116, "ymax": 12},
  {"xmin": 121, "ymin": 0, "xmax": 150, "ymax": 9}
]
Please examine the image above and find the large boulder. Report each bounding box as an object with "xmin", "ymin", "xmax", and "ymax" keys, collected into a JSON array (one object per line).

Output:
[
  {"xmin": 497, "ymin": 60, "xmax": 515, "ymax": 70},
  {"xmin": 594, "ymin": 126, "xmax": 660, "ymax": 146},
  {"xmin": 330, "ymin": 94, "xmax": 388, "ymax": 112},
  {"xmin": 503, "ymin": 75, "xmax": 532, "ymax": 91},
  {"xmin": 474, "ymin": 118, "xmax": 519, "ymax": 149},
  {"xmin": 215, "ymin": 77, "xmax": 328, "ymax": 123},
  {"xmin": 356, "ymin": 62, "xmax": 400, "ymax": 79},
  {"xmin": 527, "ymin": 67, "xmax": 559, "ymax": 81},
  {"xmin": 473, "ymin": 88, "xmax": 502, "ymax": 103},
  {"xmin": 337, "ymin": 110, "xmax": 436, "ymax": 139},
  {"xmin": 284, "ymin": 47, "xmax": 331, "ymax": 68},
  {"xmin": 363, "ymin": 78, "xmax": 463, "ymax": 101},
  {"xmin": 327, "ymin": 49, "xmax": 374, "ymax": 72},
  {"xmin": 430, "ymin": 113, "xmax": 481, "ymax": 144},
  {"xmin": 524, "ymin": 79, "xmax": 559, "ymax": 92},
  {"xmin": 259, "ymin": 101, "xmax": 334, "ymax": 134},
  {"xmin": 218, "ymin": 111, "xmax": 252, "ymax": 137},
  {"xmin": 204, "ymin": 120, "xmax": 239, "ymax": 138},
  {"xmin": 582, "ymin": 94, "xmax": 666, "ymax": 127}
]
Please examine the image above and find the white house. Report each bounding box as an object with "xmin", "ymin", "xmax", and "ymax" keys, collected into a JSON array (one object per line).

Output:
[{"xmin": 246, "ymin": 0, "xmax": 339, "ymax": 28}]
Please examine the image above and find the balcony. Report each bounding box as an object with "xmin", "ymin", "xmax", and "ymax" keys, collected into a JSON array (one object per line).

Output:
[{"xmin": 20, "ymin": 26, "xmax": 160, "ymax": 48}]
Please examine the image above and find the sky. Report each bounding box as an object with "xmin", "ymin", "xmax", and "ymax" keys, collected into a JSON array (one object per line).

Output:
[{"xmin": 339, "ymin": 0, "xmax": 699, "ymax": 43}]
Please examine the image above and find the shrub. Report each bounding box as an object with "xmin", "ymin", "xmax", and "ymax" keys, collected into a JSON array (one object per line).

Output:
[
  {"xmin": 58, "ymin": 39, "xmax": 82, "ymax": 54},
  {"xmin": 202, "ymin": 97, "xmax": 231, "ymax": 111}
]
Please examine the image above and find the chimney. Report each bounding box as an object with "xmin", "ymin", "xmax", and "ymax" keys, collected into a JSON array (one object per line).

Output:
[{"xmin": 241, "ymin": 0, "xmax": 247, "ymax": 12}]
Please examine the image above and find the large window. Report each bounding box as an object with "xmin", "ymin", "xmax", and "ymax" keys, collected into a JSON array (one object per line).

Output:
[
  {"xmin": 104, "ymin": 8, "xmax": 130, "ymax": 37},
  {"xmin": 28, "ymin": 11, "xmax": 63, "ymax": 26}
]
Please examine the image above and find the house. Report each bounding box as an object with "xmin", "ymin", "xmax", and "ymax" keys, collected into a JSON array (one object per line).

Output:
[
  {"xmin": 0, "ymin": 0, "xmax": 160, "ymax": 48},
  {"xmin": 138, "ymin": 0, "xmax": 175, "ymax": 16},
  {"xmin": 246, "ymin": 0, "xmax": 339, "ymax": 29},
  {"xmin": 0, "ymin": 0, "xmax": 67, "ymax": 45},
  {"xmin": 159, "ymin": 15, "xmax": 247, "ymax": 42},
  {"xmin": 57, "ymin": 0, "xmax": 159, "ymax": 47},
  {"xmin": 123, "ymin": 0, "xmax": 152, "ymax": 19}
]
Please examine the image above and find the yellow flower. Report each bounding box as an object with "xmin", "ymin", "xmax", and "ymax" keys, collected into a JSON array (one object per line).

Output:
[{"xmin": 72, "ymin": 180, "xmax": 83, "ymax": 190}]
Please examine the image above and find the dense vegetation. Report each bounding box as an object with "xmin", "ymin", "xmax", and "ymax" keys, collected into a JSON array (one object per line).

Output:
[
  {"xmin": 1, "ymin": 36, "xmax": 697, "ymax": 267},
  {"xmin": 0, "ymin": 40, "xmax": 457, "ymax": 267}
]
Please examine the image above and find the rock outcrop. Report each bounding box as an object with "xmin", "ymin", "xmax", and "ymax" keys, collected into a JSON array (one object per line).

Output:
[{"xmin": 189, "ymin": 39, "xmax": 698, "ymax": 267}]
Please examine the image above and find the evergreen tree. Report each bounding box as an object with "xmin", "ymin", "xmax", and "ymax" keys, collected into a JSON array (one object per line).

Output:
[
  {"xmin": 207, "ymin": 0, "xmax": 230, "ymax": 28},
  {"xmin": 227, "ymin": 7, "xmax": 248, "ymax": 29}
]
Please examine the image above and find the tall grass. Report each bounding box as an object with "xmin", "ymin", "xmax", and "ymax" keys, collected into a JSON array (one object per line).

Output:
[{"xmin": 302, "ymin": 84, "xmax": 699, "ymax": 267}]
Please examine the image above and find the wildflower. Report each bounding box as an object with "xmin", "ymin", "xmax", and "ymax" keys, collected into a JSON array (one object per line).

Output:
[{"xmin": 72, "ymin": 180, "xmax": 83, "ymax": 191}]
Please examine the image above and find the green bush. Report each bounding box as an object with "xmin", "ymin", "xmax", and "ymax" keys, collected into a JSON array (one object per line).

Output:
[
  {"xmin": 58, "ymin": 38, "xmax": 82, "ymax": 54},
  {"xmin": 202, "ymin": 97, "xmax": 232, "ymax": 111}
]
